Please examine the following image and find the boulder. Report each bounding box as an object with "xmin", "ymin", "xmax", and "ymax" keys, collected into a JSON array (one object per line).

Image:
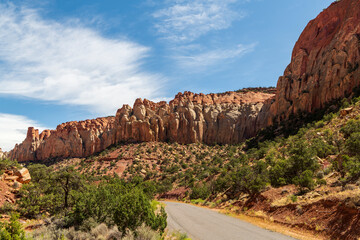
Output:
[
  {"xmin": 14, "ymin": 168, "xmax": 31, "ymax": 184},
  {"xmin": 340, "ymin": 107, "xmax": 353, "ymax": 117}
]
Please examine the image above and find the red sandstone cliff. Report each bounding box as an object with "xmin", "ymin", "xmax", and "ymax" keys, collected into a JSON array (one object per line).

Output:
[
  {"xmin": 9, "ymin": 91, "xmax": 274, "ymax": 161},
  {"xmin": 8, "ymin": 0, "xmax": 360, "ymax": 162},
  {"xmin": 270, "ymin": 0, "xmax": 360, "ymax": 122}
]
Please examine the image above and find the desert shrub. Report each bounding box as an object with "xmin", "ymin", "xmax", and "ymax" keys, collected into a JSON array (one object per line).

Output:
[
  {"xmin": 229, "ymin": 160, "xmax": 269, "ymax": 196},
  {"xmin": 0, "ymin": 202, "xmax": 17, "ymax": 215},
  {"xmin": 0, "ymin": 158, "xmax": 20, "ymax": 174},
  {"xmin": 19, "ymin": 166, "xmax": 167, "ymax": 235},
  {"xmin": 269, "ymin": 159, "xmax": 288, "ymax": 187},
  {"xmin": 323, "ymin": 113, "xmax": 336, "ymax": 122},
  {"xmin": 317, "ymin": 179, "xmax": 327, "ymax": 186},
  {"xmin": 286, "ymin": 138, "xmax": 319, "ymax": 183},
  {"xmin": 135, "ymin": 223, "xmax": 161, "ymax": 240},
  {"xmin": 293, "ymin": 170, "xmax": 315, "ymax": 191},
  {"xmin": 311, "ymin": 138, "xmax": 336, "ymax": 158},
  {"xmin": 113, "ymin": 189, "xmax": 167, "ymax": 233},
  {"xmin": 315, "ymin": 120, "xmax": 325, "ymax": 129},
  {"xmin": 212, "ymin": 155, "xmax": 222, "ymax": 165},
  {"xmin": 341, "ymin": 119, "xmax": 360, "ymax": 137},
  {"xmin": 345, "ymin": 132, "xmax": 360, "ymax": 156},
  {"xmin": 69, "ymin": 180, "xmax": 167, "ymax": 234},
  {"xmin": 190, "ymin": 184, "xmax": 211, "ymax": 200},
  {"xmin": 290, "ymin": 195, "xmax": 298, "ymax": 203},
  {"xmin": 166, "ymin": 165, "xmax": 180, "ymax": 174},
  {"xmin": 155, "ymin": 179, "xmax": 173, "ymax": 194},
  {"xmin": 342, "ymin": 155, "xmax": 360, "ymax": 179},
  {"xmin": 18, "ymin": 166, "xmax": 84, "ymax": 218},
  {"xmin": 0, "ymin": 213, "xmax": 27, "ymax": 240},
  {"xmin": 212, "ymin": 174, "xmax": 232, "ymax": 194}
]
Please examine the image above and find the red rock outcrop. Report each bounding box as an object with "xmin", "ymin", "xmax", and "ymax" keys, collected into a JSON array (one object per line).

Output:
[
  {"xmin": 9, "ymin": 117, "xmax": 116, "ymax": 161},
  {"xmin": 270, "ymin": 0, "xmax": 360, "ymax": 122},
  {"xmin": 9, "ymin": 91, "xmax": 274, "ymax": 161},
  {"xmin": 0, "ymin": 168, "xmax": 31, "ymax": 207}
]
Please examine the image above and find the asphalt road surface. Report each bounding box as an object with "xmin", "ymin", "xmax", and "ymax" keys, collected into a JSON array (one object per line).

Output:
[{"xmin": 164, "ymin": 201, "xmax": 296, "ymax": 240}]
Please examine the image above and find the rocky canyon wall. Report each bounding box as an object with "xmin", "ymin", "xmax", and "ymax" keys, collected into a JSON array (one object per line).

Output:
[
  {"xmin": 9, "ymin": 91, "xmax": 274, "ymax": 161},
  {"xmin": 270, "ymin": 0, "xmax": 360, "ymax": 122},
  {"xmin": 8, "ymin": 0, "xmax": 360, "ymax": 162}
]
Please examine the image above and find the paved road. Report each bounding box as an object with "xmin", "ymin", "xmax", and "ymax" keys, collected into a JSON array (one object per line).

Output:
[{"xmin": 164, "ymin": 201, "xmax": 296, "ymax": 240}]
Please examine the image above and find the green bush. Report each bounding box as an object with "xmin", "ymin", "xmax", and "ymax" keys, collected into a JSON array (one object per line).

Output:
[
  {"xmin": 0, "ymin": 159, "xmax": 20, "ymax": 175},
  {"xmin": 317, "ymin": 179, "xmax": 327, "ymax": 186},
  {"xmin": 269, "ymin": 159, "xmax": 288, "ymax": 187},
  {"xmin": 311, "ymin": 138, "xmax": 336, "ymax": 158},
  {"xmin": 342, "ymin": 155, "xmax": 360, "ymax": 179},
  {"xmin": 341, "ymin": 119, "xmax": 360, "ymax": 137},
  {"xmin": 287, "ymin": 138, "xmax": 319, "ymax": 185},
  {"xmin": 0, "ymin": 213, "xmax": 27, "ymax": 240},
  {"xmin": 346, "ymin": 132, "xmax": 360, "ymax": 156},
  {"xmin": 290, "ymin": 195, "xmax": 297, "ymax": 203},
  {"xmin": 230, "ymin": 161, "xmax": 269, "ymax": 196},
  {"xmin": 190, "ymin": 184, "xmax": 211, "ymax": 200},
  {"xmin": 69, "ymin": 179, "xmax": 167, "ymax": 233},
  {"xmin": 113, "ymin": 189, "xmax": 167, "ymax": 233},
  {"xmin": 18, "ymin": 166, "xmax": 84, "ymax": 218},
  {"xmin": 293, "ymin": 170, "xmax": 315, "ymax": 191}
]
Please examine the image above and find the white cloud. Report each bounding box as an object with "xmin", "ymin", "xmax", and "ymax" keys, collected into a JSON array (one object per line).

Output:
[
  {"xmin": 0, "ymin": 4, "xmax": 166, "ymax": 115},
  {"xmin": 174, "ymin": 43, "xmax": 255, "ymax": 70},
  {"xmin": 0, "ymin": 113, "xmax": 47, "ymax": 151},
  {"xmin": 153, "ymin": 0, "xmax": 244, "ymax": 42}
]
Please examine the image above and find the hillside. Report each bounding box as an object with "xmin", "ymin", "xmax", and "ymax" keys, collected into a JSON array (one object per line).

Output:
[{"xmin": 48, "ymin": 94, "xmax": 360, "ymax": 239}]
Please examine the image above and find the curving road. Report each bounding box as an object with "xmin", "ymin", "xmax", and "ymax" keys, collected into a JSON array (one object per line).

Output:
[{"xmin": 164, "ymin": 201, "xmax": 296, "ymax": 240}]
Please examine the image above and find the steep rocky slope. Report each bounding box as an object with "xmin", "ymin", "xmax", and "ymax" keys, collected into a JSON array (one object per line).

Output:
[
  {"xmin": 8, "ymin": 0, "xmax": 360, "ymax": 162},
  {"xmin": 9, "ymin": 91, "xmax": 274, "ymax": 161},
  {"xmin": 270, "ymin": 0, "xmax": 360, "ymax": 122}
]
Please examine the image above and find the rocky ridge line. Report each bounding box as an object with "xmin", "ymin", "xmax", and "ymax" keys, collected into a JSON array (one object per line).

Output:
[{"xmin": 9, "ymin": 91, "xmax": 274, "ymax": 161}]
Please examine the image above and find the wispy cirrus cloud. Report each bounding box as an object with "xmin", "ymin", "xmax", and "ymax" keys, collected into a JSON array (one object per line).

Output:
[
  {"xmin": 174, "ymin": 43, "xmax": 256, "ymax": 70},
  {"xmin": 152, "ymin": 0, "xmax": 254, "ymax": 72},
  {"xmin": 153, "ymin": 0, "xmax": 244, "ymax": 43},
  {"xmin": 0, "ymin": 113, "xmax": 47, "ymax": 151},
  {"xmin": 0, "ymin": 3, "xmax": 166, "ymax": 115}
]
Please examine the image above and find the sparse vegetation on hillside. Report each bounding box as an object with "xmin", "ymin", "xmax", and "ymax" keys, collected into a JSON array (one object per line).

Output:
[
  {"xmin": 0, "ymin": 159, "xmax": 21, "ymax": 175},
  {"xmin": 50, "ymin": 94, "xmax": 360, "ymax": 206},
  {"xmin": 234, "ymin": 87, "xmax": 276, "ymax": 94},
  {"xmin": 0, "ymin": 163, "xmax": 167, "ymax": 239}
]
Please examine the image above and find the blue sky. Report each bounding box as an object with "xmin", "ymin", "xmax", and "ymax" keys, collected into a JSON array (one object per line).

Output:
[{"xmin": 0, "ymin": 0, "xmax": 334, "ymax": 150}]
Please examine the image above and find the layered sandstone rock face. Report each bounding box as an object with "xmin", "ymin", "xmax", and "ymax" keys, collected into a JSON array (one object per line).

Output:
[
  {"xmin": 10, "ymin": 117, "xmax": 116, "ymax": 161},
  {"xmin": 270, "ymin": 0, "xmax": 360, "ymax": 122},
  {"xmin": 9, "ymin": 91, "xmax": 274, "ymax": 161}
]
